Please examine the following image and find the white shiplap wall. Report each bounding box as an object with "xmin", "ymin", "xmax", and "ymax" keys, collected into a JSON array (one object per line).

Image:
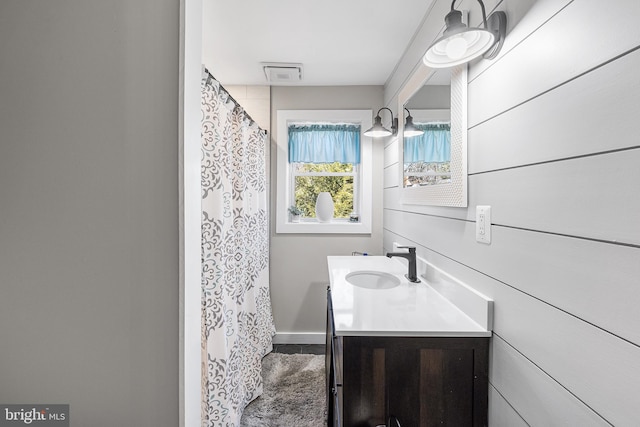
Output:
[{"xmin": 383, "ymin": 0, "xmax": 640, "ymax": 425}]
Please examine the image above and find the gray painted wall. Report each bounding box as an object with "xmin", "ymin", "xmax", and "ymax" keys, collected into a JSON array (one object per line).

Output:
[
  {"xmin": 0, "ymin": 1, "xmax": 179, "ymax": 426},
  {"xmin": 269, "ymin": 86, "xmax": 384, "ymax": 342},
  {"xmin": 384, "ymin": 0, "xmax": 640, "ymax": 425}
]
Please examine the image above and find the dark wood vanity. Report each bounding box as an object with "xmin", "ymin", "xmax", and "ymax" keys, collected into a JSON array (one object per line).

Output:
[{"xmin": 326, "ymin": 289, "xmax": 490, "ymax": 427}]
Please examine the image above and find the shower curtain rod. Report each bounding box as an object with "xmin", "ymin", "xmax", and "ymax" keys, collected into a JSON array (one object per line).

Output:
[{"xmin": 202, "ymin": 67, "xmax": 268, "ymax": 136}]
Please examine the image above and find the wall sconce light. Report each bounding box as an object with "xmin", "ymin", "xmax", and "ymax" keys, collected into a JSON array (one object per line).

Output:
[
  {"xmin": 423, "ymin": 0, "xmax": 507, "ymax": 68},
  {"xmin": 403, "ymin": 108, "xmax": 425, "ymax": 137},
  {"xmin": 364, "ymin": 107, "xmax": 398, "ymax": 137}
]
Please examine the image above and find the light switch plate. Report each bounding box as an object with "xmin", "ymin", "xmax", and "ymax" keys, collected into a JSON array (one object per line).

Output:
[{"xmin": 476, "ymin": 206, "xmax": 491, "ymax": 244}]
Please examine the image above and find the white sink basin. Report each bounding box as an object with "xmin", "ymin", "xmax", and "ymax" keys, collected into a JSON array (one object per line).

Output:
[{"xmin": 345, "ymin": 271, "xmax": 401, "ymax": 290}]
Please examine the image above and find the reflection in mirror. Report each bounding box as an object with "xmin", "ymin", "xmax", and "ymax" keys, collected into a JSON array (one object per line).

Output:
[
  {"xmin": 403, "ymin": 69, "xmax": 451, "ymax": 187},
  {"xmin": 398, "ymin": 64, "xmax": 467, "ymax": 207}
]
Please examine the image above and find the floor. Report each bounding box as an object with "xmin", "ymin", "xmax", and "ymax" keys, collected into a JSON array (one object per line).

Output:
[{"xmin": 272, "ymin": 344, "xmax": 325, "ymax": 355}]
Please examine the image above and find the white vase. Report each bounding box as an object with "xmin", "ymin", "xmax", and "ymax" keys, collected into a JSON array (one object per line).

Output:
[{"xmin": 315, "ymin": 192, "xmax": 334, "ymax": 223}]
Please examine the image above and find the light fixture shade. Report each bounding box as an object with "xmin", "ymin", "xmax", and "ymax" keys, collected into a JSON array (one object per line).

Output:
[
  {"xmin": 422, "ymin": 1, "xmax": 506, "ymax": 69},
  {"xmin": 403, "ymin": 114, "xmax": 424, "ymax": 137},
  {"xmin": 363, "ymin": 115, "xmax": 393, "ymax": 137},
  {"xmin": 423, "ymin": 29, "xmax": 495, "ymax": 68}
]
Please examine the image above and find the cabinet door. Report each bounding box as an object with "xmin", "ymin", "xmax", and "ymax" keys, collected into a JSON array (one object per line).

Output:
[
  {"xmin": 326, "ymin": 290, "xmax": 335, "ymax": 425},
  {"xmin": 333, "ymin": 335, "xmax": 344, "ymax": 427},
  {"xmin": 343, "ymin": 339, "xmax": 387, "ymax": 426},
  {"xmin": 343, "ymin": 337, "xmax": 488, "ymax": 427},
  {"xmin": 326, "ymin": 289, "xmax": 334, "ymax": 421},
  {"xmin": 415, "ymin": 347, "xmax": 477, "ymax": 426},
  {"xmin": 327, "ymin": 289, "xmax": 344, "ymax": 427}
]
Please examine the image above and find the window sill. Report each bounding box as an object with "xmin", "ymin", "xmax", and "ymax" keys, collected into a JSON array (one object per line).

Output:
[{"xmin": 276, "ymin": 220, "xmax": 371, "ymax": 234}]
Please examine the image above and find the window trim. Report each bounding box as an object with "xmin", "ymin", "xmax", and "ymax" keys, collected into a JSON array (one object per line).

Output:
[{"xmin": 276, "ymin": 110, "xmax": 373, "ymax": 234}]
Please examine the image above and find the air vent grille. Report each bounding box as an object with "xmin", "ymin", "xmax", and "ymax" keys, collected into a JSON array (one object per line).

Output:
[{"xmin": 261, "ymin": 62, "xmax": 303, "ymax": 84}]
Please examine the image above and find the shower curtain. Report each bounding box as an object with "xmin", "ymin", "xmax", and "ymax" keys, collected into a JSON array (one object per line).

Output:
[{"xmin": 200, "ymin": 71, "xmax": 275, "ymax": 426}]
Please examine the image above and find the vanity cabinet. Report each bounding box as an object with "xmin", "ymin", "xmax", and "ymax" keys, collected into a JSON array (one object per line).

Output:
[{"xmin": 327, "ymin": 289, "xmax": 489, "ymax": 427}]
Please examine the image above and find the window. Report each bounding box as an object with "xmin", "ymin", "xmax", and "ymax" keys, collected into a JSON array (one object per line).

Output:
[
  {"xmin": 289, "ymin": 124, "xmax": 360, "ymax": 220},
  {"xmin": 276, "ymin": 110, "xmax": 373, "ymax": 234}
]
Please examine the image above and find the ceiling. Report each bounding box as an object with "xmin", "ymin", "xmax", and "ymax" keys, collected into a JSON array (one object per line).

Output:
[{"xmin": 202, "ymin": 0, "xmax": 437, "ymax": 86}]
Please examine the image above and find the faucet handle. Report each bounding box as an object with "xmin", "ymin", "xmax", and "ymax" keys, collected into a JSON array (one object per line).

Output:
[{"xmin": 397, "ymin": 245, "xmax": 416, "ymax": 252}]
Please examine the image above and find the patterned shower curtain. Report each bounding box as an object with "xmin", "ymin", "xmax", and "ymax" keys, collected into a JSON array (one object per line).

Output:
[{"xmin": 200, "ymin": 72, "xmax": 275, "ymax": 426}]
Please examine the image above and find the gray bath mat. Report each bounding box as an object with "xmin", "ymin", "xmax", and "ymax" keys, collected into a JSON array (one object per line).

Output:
[{"xmin": 240, "ymin": 352, "xmax": 326, "ymax": 426}]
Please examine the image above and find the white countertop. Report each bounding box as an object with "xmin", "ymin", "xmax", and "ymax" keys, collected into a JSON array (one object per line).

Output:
[{"xmin": 328, "ymin": 256, "xmax": 492, "ymax": 337}]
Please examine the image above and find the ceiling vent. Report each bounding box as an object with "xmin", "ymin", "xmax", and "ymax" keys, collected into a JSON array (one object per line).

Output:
[{"xmin": 261, "ymin": 62, "xmax": 303, "ymax": 84}]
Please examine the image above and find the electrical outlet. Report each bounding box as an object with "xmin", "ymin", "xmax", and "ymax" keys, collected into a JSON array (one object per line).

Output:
[{"xmin": 476, "ymin": 206, "xmax": 491, "ymax": 244}]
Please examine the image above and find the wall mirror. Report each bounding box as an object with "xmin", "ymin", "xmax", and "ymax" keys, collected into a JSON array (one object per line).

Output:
[{"xmin": 398, "ymin": 64, "xmax": 467, "ymax": 207}]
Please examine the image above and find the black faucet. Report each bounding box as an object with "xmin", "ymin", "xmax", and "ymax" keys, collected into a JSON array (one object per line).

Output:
[{"xmin": 386, "ymin": 246, "xmax": 420, "ymax": 283}]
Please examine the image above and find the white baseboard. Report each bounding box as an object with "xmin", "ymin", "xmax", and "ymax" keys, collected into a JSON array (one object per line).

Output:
[{"xmin": 273, "ymin": 332, "xmax": 325, "ymax": 345}]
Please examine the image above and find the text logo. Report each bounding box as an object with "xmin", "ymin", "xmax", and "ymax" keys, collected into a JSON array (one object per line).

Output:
[{"xmin": 0, "ymin": 405, "xmax": 68, "ymax": 427}]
